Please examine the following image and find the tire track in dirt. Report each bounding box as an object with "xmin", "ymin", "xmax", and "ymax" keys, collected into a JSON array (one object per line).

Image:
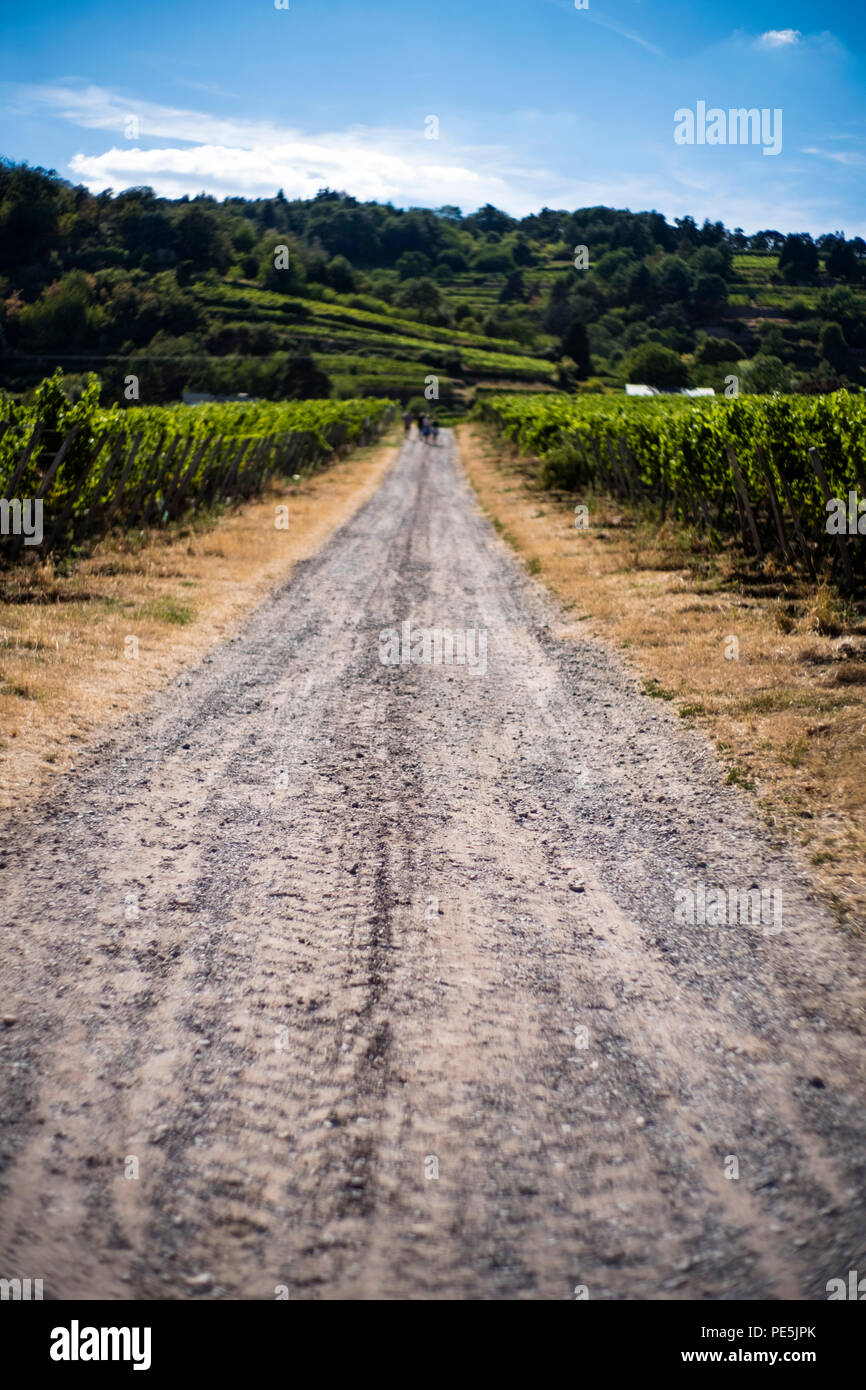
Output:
[{"xmin": 0, "ymin": 430, "xmax": 864, "ymax": 1299}]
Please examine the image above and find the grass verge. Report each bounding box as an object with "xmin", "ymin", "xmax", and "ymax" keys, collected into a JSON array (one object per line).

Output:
[
  {"xmin": 0, "ymin": 427, "xmax": 401, "ymax": 814},
  {"xmin": 459, "ymin": 421, "xmax": 866, "ymax": 933}
]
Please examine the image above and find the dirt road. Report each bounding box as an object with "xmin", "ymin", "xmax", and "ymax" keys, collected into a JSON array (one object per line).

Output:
[{"xmin": 1, "ymin": 430, "xmax": 864, "ymax": 1300}]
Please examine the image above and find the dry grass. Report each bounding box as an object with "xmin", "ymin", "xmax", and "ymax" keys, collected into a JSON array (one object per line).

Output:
[
  {"xmin": 460, "ymin": 422, "xmax": 866, "ymax": 932},
  {"xmin": 0, "ymin": 429, "xmax": 400, "ymax": 814}
]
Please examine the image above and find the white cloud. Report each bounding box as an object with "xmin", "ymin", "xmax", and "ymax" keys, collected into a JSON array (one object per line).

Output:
[
  {"xmin": 803, "ymin": 146, "xmax": 866, "ymax": 167},
  {"xmin": 9, "ymin": 80, "xmax": 866, "ymax": 234},
  {"xmin": 544, "ymin": 0, "xmax": 665, "ymax": 56},
  {"xmin": 12, "ymin": 83, "xmax": 568, "ymax": 213},
  {"xmin": 757, "ymin": 29, "xmax": 802, "ymax": 48},
  {"xmin": 23, "ymin": 83, "xmax": 296, "ymax": 151},
  {"xmin": 20, "ymin": 82, "xmax": 726, "ymax": 221},
  {"xmin": 583, "ymin": 11, "xmax": 666, "ymax": 58},
  {"xmin": 68, "ymin": 139, "xmax": 522, "ymax": 209}
]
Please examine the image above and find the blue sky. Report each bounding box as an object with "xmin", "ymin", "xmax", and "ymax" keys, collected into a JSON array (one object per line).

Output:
[{"xmin": 2, "ymin": 0, "xmax": 865, "ymax": 234}]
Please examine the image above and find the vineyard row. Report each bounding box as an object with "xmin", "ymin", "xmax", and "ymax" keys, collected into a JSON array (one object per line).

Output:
[
  {"xmin": 0, "ymin": 374, "xmax": 394, "ymax": 560},
  {"xmin": 476, "ymin": 392, "xmax": 866, "ymax": 586}
]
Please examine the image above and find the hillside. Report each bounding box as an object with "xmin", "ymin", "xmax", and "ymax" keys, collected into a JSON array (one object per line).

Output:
[{"xmin": 1, "ymin": 161, "xmax": 865, "ymax": 410}]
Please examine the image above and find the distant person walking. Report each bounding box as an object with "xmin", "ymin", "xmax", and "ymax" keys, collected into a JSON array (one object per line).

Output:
[
  {"xmin": 431, "ymin": 417, "xmax": 440, "ymax": 445},
  {"xmin": 421, "ymin": 416, "xmax": 432, "ymax": 444},
  {"xmin": 402, "ymin": 409, "xmax": 412, "ymax": 436},
  {"xmin": 416, "ymin": 409, "xmax": 425, "ymax": 436}
]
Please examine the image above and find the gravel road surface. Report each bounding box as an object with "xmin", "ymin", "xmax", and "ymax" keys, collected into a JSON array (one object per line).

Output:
[{"xmin": 1, "ymin": 430, "xmax": 864, "ymax": 1300}]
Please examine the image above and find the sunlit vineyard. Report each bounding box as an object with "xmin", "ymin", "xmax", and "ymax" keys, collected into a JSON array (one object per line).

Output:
[
  {"xmin": 0, "ymin": 371, "xmax": 394, "ymax": 558},
  {"xmin": 477, "ymin": 391, "xmax": 866, "ymax": 583}
]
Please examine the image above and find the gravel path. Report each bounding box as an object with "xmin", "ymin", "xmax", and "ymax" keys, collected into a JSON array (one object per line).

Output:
[{"xmin": 1, "ymin": 429, "xmax": 864, "ymax": 1300}]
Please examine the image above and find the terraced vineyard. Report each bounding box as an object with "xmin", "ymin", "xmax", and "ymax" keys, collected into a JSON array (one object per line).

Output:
[{"xmin": 187, "ymin": 280, "xmax": 556, "ymax": 409}]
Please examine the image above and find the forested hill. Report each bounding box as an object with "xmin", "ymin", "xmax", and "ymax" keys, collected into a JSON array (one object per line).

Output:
[{"xmin": 1, "ymin": 160, "xmax": 864, "ymax": 407}]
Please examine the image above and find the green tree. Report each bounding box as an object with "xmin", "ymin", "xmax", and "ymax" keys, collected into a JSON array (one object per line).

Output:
[
  {"xmin": 696, "ymin": 336, "xmax": 739, "ymax": 365},
  {"xmin": 396, "ymin": 251, "xmax": 433, "ymax": 280},
  {"xmin": 436, "ymin": 249, "xmax": 468, "ymax": 273},
  {"xmin": 778, "ymin": 234, "xmax": 818, "ymax": 285},
  {"xmin": 655, "ymin": 255, "xmax": 693, "ymax": 304},
  {"xmin": 560, "ymin": 320, "xmax": 592, "ymax": 378},
  {"xmin": 758, "ymin": 323, "xmax": 786, "ymax": 358},
  {"xmin": 260, "ymin": 238, "xmax": 307, "ymax": 294},
  {"xmin": 273, "ymin": 353, "xmax": 331, "ymax": 399},
  {"xmin": 543, "ymin": 277, "xmax": 573, "ymax": 338},
  {"xmin": 326, "ymin": 255, "xmax": 356, "ymax": 292},
  {"xmin": 499, "ymin": 270, "xmax": 526, "ymax": 303},
  {"xmin": 466, "ymin": 204, "xmax": 514, "ymax": 236},
  {"xmin": 825, "ymin": 236, "xmax": 859, "ymax": 281},
  {"xmin": 18, "ymin": 271, "xmax": 100, "ymax": 350},
  {"xmin": 692, "ymin": 273, "xmax": 727, "ymax": 317},
  {"xmin": 471, "ymin": 246, "xmax": 515, "ymax": 274},
  {"xmin": 174, "ymin": 206, "xmax": 232, "ymax": 272},
  {"xmin": 395, "ymin": 276, "xmax": 442, "ymax": 318},
  {"xmin": 819, "ymin": 321, "xmax": 849, "ymax": 373},
  {"xmin": 738, "ymin": 354, "xmax": 794, "ymax": 394},
  {"xmin": 622, "ymin": 342, "xmax": 688, "ymax": 388}
]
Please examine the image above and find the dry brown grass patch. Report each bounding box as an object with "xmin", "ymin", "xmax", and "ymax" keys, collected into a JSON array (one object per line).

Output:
[
  {"xmin": 0, "ymin": 430, "xmax": 400, "ymax": 814},
  {"xmin": 460, "ymin": 421, "xmax": 866, "ymax": 932}
]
